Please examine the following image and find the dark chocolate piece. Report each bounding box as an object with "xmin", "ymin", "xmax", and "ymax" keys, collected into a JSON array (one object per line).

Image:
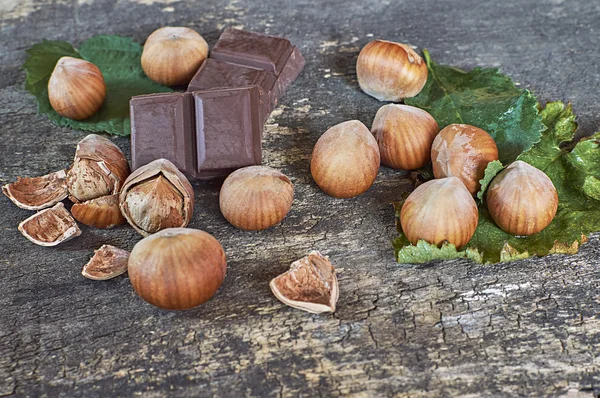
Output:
[
  {"xmin": 187, "ymin": 59, "xmax": 276, "ymax": 124},
  {"xmin": 211, "ymin": 28, "xmax": 294, "ymax": 75},
  {"xmin": 193, "ymin": 86, "xmax": 263, "ymax": 178},
  {"xmin": 130, "ymin": 93, "xmax": 195, "ymax": 174},
  {"xmin": 271, "ymin": 46, "xmax": 306, "ymax": 100}
]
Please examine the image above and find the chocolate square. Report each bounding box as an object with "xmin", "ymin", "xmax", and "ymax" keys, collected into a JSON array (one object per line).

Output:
[
  {"xmin": 130, "ymin": 92, "xmax": 196, "ymax": 174},
  {"xmin": 211, "ymin": 28, "xmax": 294, "ymax": 75},
  {"xmin": 192, "ymin": 86, "xmax": 263, "ymax": 178}
]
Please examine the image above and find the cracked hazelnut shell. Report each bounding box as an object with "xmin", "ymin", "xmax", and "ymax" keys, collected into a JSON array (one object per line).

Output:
[
  {"xmin": 311, "ymin": 120, "xmax": 380, "ymax": 198},
  {"xmin": 401, "ymin": 177, "xmax": 478, "ymax": 249},
  {"xmin": 141, "ymin": 27, "xmax": 209, "ymax": 86},
  {"xmin": 48, "ymin": 57, "xmax": 106, "ymax": 120},
  {"xmin": 486, "ymin": 161, "xmax": 558, "ymax": 236},
  {"xmin": 356, "ymin": 40, "xmax": 428, "ymax": 101},
  {"xmin": 119, "ymin": 159, "xmax": 194, "ymax": 236},
  {"xmin": 82, "ymin": 245, "xmax": 129, "ymax": 281},
  {"xmin": 71, "ymin": 194, "xmax": 125, "ymax": 228},
  {"xmin": 18, "ymin": 202, "xmax": 81, "ymax": 246},
  {"xmin": 2, "ymin": 169, "xmax": 68, "ymax": 210},
  {"xmin": 219, "ymin": 166, "xmax": 294, "ymax": 231},
  {"xmin": 371, "ymin": 104, "xmax": 439, "ymax": 170},
  {"xmin": 432, "ymin": 124, "xmax": 499, "ymax": 195},
  {"xmin": 270, "ymin": 251, "xmax": 339, "ymax": 314},
  {"xmin": 128, "ymin": 228, "xmax": 227, "ymax": 310}
]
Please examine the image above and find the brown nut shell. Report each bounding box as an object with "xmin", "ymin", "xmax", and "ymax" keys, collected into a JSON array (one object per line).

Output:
[
  {"xmin": 128, "ymin": 228, "xmax": 227, "ymax": 310},
  {"xmin": 371, "ymin": 104, "xmax": 439, "ymax": 170},
  {"xmin": 2, "ymin": 170, "xmax": 68, "ymax": 210},
  {"xmin": 71, "ymin": 194, "xmax": 125, "ymax": 228},
  {"xmin": 432, "ymin": 124, "xmax": 499, "ymax": 195},
  {"xmin": 311, "ymin": 120, "xmax": 380, "ymax": 198},
  {"xmin": 18, "ymin": 202, "xmax": 81, "ymax": 247},
  {"xmin": 486, "ymin": 161, "xmax": 558, "ymax": 236},
  {"xmin": 67, "ymin": 134, "xmax": 130, "ymax": 203},
  {"xmin": 119, "ymin": 159, "xmax": 194, "ymax": 236},
  {"xmin": 401, "ymin": 177, "xmax": 478, "ymax": 249},
  {"xmin": 48, "ymin": 57, "xmax": 106, "ymax": 120},
  {"xmin": 356, "ymin": 40, "xmax": 428, "ymax": 101},
  {"xmin": 220, "ymin": 166, "xmax": 294, "ymax": 231},
  {"xmin": 270, "ymin": 250, "xmax": 339, "ymax": 314},
  {"xmin": 82, "ymin": 245, "xmax": 130, "ymax": 281},
  {"xmin": 141, "ymin": 27, "xmax": 209, "ymax": 86}
]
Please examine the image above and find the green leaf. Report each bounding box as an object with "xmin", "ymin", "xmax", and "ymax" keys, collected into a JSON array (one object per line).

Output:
[
  {"xmin": 476, "ymin": 160, "xmax": 504, "ymax": 202},
  {"xmin": 22, "ymin": 35, "xmax": 172, "ymax": 136},
  {"xmin": 406, "ymin": 50, "xmax": 546, "ymax": 165},
  {"xmin": 394, "ymin": 100, "xmax": 600, "ymax": 264}
]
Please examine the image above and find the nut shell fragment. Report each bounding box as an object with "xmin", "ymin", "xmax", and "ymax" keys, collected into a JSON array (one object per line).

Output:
[
  {"xmin": 2, "ymin": 170, "xmax": 68, "ymax": 210},
  {"xmin": 82, "ymin": 245, "xmax": 130, "ymax": 280},
  {"xmin": 71, "ymin": 194, "xmax": 125, "ymax": 228},
  {"xmin": 270, "ymin": 251, "xmax": 339, "ymax": 314},
  {"xmin": 18, "ymin": 202, "xmax": 81, "ymax": 246},
  {"xmin": 119, "ymin": 159, "xmax": 194, "ymax": 236}
]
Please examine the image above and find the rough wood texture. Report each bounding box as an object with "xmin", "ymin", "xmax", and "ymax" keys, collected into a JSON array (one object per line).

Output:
[{"xmin": 1, "ymin": 0, "xmax": 600, "ymax": 396}]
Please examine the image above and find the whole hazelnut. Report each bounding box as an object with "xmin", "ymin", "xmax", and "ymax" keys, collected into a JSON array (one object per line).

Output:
[
  {"xmin": 141, "ymin": 27, "xmax": 209, "ymax": 86},
  {"xmin": 356, "ymin": 40, "xmax": 428, "ymax": 101},
  {"xmin": 401, "ymin": 177, "xmax": 478, "ymax": 249},
  {"xmin": 431, "ymin": 124, "xmax": 499, "ymax": 195},
  {"xmin": 220, "ymin": 166, "xmax": 294, "ymax": 231},
  {"xmin": 486, "ymin": 161, "xmax": 558, "ymax": 236},
  {"xmin": 371, "ymin": 104, "xmax": 439, "ymax": 170},
  {"xmin": 311, "ymin": 120, "xmax": 380, "ymax": 198},
  {"xmin": 119, "ymin": 159, "xmax": 194, "ymax": 236},
  {"xmin": 128, "ymin": 228, "xmax": 227, "ymax": 310},
  {"xmin": 48, "ymin": 56, "xmax": 106, "ymax": 120}
]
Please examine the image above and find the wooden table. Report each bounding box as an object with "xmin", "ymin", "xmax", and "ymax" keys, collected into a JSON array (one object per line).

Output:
[{"xmin": 1, "ymin": 0, "xmax": 599, "ymax": 396}]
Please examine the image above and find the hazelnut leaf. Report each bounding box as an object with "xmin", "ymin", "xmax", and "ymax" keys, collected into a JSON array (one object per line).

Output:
[
  {"xmin": 23, "ymin": 36, "xmax": 172, "ymax": 136},
  {"xmin": 476, "ymin": 160, "xmax": 505, "ymax": 202}
]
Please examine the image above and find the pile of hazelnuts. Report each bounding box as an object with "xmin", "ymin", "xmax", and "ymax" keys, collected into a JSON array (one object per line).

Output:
[{"xmin": 311, "ymin": 39, "xmax": 558, "ymax": 250}]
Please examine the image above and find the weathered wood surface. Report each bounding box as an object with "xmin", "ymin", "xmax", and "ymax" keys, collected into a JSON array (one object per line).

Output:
[{"xmin": 1, "ymin": 0, "xmax": 600, "ymax": 396}]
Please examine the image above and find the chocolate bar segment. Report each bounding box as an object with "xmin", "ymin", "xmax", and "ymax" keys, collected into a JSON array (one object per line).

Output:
[
  {"xmin": 130, "ymin": 93, "xmax": 195, "ymax": 174},
  {"xmin": 193, "ymin": 86, "xmax": 262, "ymax": 178},
  {"xmin": 272, "ymin": 45, "xmax": 306, "ymax": 100},
  {"xmin": 211, "ymin": 28, "xmax": 294, "ymax": 75}
]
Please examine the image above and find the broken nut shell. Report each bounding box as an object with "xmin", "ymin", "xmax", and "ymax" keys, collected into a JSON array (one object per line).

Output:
[
  {"xmin": 2, "ymin": 169, "xmax": 68, "ymax": 210},
  {"xmin": 71, "ymin": 194, "xmax": 125, "ymax": 228},
  {"xmin": 270, "ymin": 251, "xmax": 339, "ymax": 314},
  {"xmin": 82, "ymin": 245, "xmax": 130, "ymax": 280},
  {"xmin": 18, "ymin": 202, "xmax": 81, "ymax": 246}
]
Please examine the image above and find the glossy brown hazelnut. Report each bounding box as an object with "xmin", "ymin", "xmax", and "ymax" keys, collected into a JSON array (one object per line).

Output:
[
  {"xmin": 371, "ymin": 104, "xmax": 439, "ymax": 170},
  {"xmin": 71, "ymin": 194, "xmax": 125, "ymax": 229},
  {"xmin": 220, "ymin": 166, "xmax": 294, "ymax": 231},
  {"xmin": 128, "ymin": 228, "xmax": 227, "ymax": 310},
  {"xmin": 356, "ymin": 40, "xmax": 428, "ymax": 101},
  {"xmin": 311, "ymin": 120, "xmax": 380, "ymax": 198},
  {"xmin": 486, "ymin": 161, "xmax": 558, "ymax": 236},
  {"xmin": 401, "ymin": 177, "xmax": 478, "ymax": 249},
  {"xmin": 431, "ymin": 124, "xmax": 499, "ymax": 195}
]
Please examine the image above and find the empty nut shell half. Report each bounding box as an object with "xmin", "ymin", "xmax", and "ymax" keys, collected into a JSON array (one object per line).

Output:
[
  {"xmin": 2, "ymin": 170, "xmax": 68, "ymax": 210},
  {"xmin": 82, "ymin": 245, "xmax": 130, "ymax": 281},
  {"xmin": 220, "ymin": 166, "xmax": 294, "ymax": 231},
  {"xmin": 71, "ymin": 194, "xmax": 125, "ymax": 228},
  {"xmin": 67, "ymin": 134, "xmax": 130, "ymax": 203},
  {"xmin": 18, "ymin": 202, "xmax": 81, "ymax": 246},
  {"xmin": 119, "ymin": 159, "xmax": 194, "ymax": 236},
  {"xmin": 270, "ymin": 251, "xmax": 339, "ymax": 314}
]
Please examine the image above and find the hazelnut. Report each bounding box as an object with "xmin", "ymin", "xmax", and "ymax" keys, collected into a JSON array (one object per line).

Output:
[
  {"xmin": 71, "ymin": 194, "xmax": 125, "ymax": 229},
  {"xmin": 486, "ymin": 161, "xmax": 558, "ymax": 236},
  {"xmin": 356, "ymin": 40, "xmax": 428, "ymax": 101},
  {"xmin": 128, "ymin": 228, "xmax": 227, "ymax": 310},
  {"xmin": 141, "ymin": 27, "xmax": 209, "ymax": 86},
  {"xmin": 431, "ymin": 124, "xmax": 499, "ymax": 195},
  {"xmin": 401, "ymin": 177, "xmax": 478, "ymax": 249},
  {"xmin": 270, "ymin": 251, "xmax": 339, "ymax": 314},
  {"xmin": 18, "ymin": 202, "xmax": 81, "ymax": 247},
  {"xmin": 48, "ymin": 56, "xmax": 106, "ymax": 120},
  {"xmin": 219, "ymin": 166, "xmax": 294, "ymax": 231},
  {"xmin": 311, "ymin": 120, "xmax": 380, "ymax": 198},
  {"xmin": 119, "ymin": 159, "xmax": 194, "ymax": 236},
  {"xmin": 82, "ymin": 245, "xmax": 129, "ymax": 281},
  {"xmin": 371, "ymin": 104, "xmax": 439, "ymax": 170},
  {"xmin": 2, "ymin": 169, "xmax": 68, "ymax": 210}
]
